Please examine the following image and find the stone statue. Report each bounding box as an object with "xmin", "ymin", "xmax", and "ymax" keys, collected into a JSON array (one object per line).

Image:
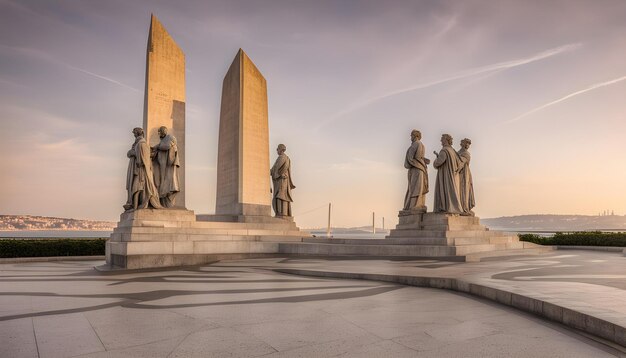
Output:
[
  {"xmin": 458, "ymin": 138, "xmax": 475, "ymax": 216},
  {"xmin": 403, "ymin": 129, "xmax": 430, "ymax": 211},
  {"xmin": 124, "ymin": 127, "xmax": 162, "ymax": 211},
  {"xmin": 432, "ymin": 134, "xmax": 464, "ymax": 214},
  {"xmin": 270, "ymin": 144, "xmax": 296, "ymax": 217},
  {"xmin": 151, "ymin": 126, "xmax": 180, "ymax": 208}
]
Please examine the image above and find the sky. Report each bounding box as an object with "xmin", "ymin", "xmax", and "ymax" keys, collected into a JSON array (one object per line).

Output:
[{"xmin": 1, "ymin": 0, "xmax": 625, "ymax": 229}]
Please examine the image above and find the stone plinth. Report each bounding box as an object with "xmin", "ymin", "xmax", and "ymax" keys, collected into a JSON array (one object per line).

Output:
[
  {"xmin": 215, "ymin": 49, "xmax": 271, "ymax": 217},
  {"xmin": 103, "ymin": 209, "xmax": 308, "ymax": 270},
  {"xmin": 143, "ymin": 14, "xmax": 186, "ymax": 208},
  {"xmin": 278, "ymin": 212, "xmax": 551, "ymax": 262}
]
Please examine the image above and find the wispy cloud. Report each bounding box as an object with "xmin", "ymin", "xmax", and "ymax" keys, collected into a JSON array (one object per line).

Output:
[
  {"xmin": 319, "ymin": 43, "xmax": 582, "ymax": 129},
  {"xmin": 0, "ymin": 45, "xmax": 140, "ymax": 92},
  {"xmin": 504, "ymin": 74, "xmax": 626, "ymax": 124},
  {"xmin": 65, "ymin": 65, "xmax": 141, "ymax": 93}
]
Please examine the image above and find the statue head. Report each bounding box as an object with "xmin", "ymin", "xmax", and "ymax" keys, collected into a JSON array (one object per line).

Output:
[
  {"xmin": 441, "ymin": 134, "xmax": 453, "ymax": 146},
  {"xmin": 277, "ymin": 143, "xmax": 286, "ymax": 155},
  {"xmin": 158, "ymin": 126, "xmax": 168, "ymax": 138},
  {"xmin": 410, "ymin": 129, "xmax": 421, "ymax": 141},
  {"xmin": 461, "ymin": 138, "xmax": 471, "ymax": 149},
  {"xmin": 132, "ymin": 127, "xmax": 144, "ymax": 138}
]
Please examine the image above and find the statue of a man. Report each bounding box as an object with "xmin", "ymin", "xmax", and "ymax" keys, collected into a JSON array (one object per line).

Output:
[
  {"xmin": 270, "ymin": 144, "xmax": 296, "ymax": 217},
  {"xmin": 124, "ymin": 127, "xmax": 162, "ymax": 211},
  {"xmin": 457, "ymin": 138, "xmax": 475, "ymax": 216},
  {"xmin": 151, "ymin": 126, "xmax": 180, "ymax": 208},
  {"xmin": 403, "ymin": 129, "xmax": 430, "ymax": 211},
  {"xmin": 432, "ymin": 134, "xmax": 463, "ymax": 214}
]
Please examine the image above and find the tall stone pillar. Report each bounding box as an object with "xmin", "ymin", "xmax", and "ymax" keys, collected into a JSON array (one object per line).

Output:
[
  {"xmin": 215, "ymin": 49, "xmax": 271, "ymax": 217},
  {"xmin": 143, "ymin": 14, "xmax": 186, "ymax": 208}
]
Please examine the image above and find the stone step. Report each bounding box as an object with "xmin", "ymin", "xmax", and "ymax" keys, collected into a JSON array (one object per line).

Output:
[
  {"xmin": 116, "ymin": 219, "xmax": 300, "ymax": 230},
  {"xmin": 420, "ymin": 214, "xmax": 480, "ymax": 225},
  {"xmin": 279, "ymin": 241, "xmax": 535, "ymax": 259},
  {"xmin": 193, "ymin": 221, "xmax": 298, "ymax": 230},
  {"xmin": 108, "ymin": 240, "xmax": 280, "ymax": 256},
  {"xmin": 419, "ymin": 224, "xmax": 486, "ymax": 231},
  {"xmin": 114, "ymin": 226, "xmax": 303, "ymax": 236},
  {"xmin": 110, "ymin": 232, "xmax": 306, "ymax": 242},
  {"xmin": 453, "ymin": 244, "xmax": 501, "ymax": 255},
  {"xmin": 303, "ymin": 238, "xmax": 449, "ymax": 246},
  {"xmin": 464, "ymin": 246, "xmax": 555, "ymax": 262},
  {"xmin": 302, "ymin": 236, "xmax": 521, "ymax": 247},
  {"xmin": 388, "ymin": 229, "xmax": 508, "ymax": 239},
  {"xmin": 119, "ymin": 209, "xmax": 196, "ymax": 222},
  {"xmin": 278, "ymin": 242, "xmax": 457, "ymax": 257},
  {"xmin": 453, "ymin": 236, "xmax": 519, "ymax": 246}
]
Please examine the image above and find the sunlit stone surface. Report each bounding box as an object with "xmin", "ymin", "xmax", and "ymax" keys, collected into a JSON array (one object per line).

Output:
[
  {"xmin": 143, "ymin": 14, "xmax": 186, "ymax": 208},
  {"xmin": 1, "ymin": 257, "xmax": 619, "ymax": 357},
  {"xmin": 216, "ymin": 49, "xmax": 271, "ymax": 217}
]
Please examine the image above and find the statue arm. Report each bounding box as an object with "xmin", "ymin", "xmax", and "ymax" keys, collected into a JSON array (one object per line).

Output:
[{"xmin": 433, "ymin": 150, "xmax": 447, "ymax": 168}]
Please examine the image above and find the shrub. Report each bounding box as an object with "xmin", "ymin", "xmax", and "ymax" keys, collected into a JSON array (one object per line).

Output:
[
  {"xmin": 518, "ymin": 232, "xmax": 626, "ymax": 247},
  {"xmin": 0, "ymin": 239, "xmax": 107, "ymax": 258}
]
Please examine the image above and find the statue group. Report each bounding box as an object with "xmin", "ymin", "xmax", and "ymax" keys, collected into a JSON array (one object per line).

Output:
[
  {"xmin": 404, "ymin": 130, "xmax": 475, "ymax": 216},
  {"xmin": 124, "ymin": 129, "xmax": 297, "ymax": 218},
  {"xmin": 124, "ymin": 126, "xmax": 181, "ymax": 211}
]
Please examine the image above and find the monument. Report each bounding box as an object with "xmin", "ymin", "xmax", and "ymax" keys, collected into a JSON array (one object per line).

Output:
[
  {"xmin": 101, "ymin": 18, "xmax": 308, "ymax": 270},
  {"xmin": 383, "ymin": 132, "xmax": 548, "ymax": 260},
  {"xmin": 215, "ymin": 49, "xmax": 271, "ymax": 218},
  {"xmin": 143, "ymin": 14, "xmax": 186, "ymax": 208},
  {"xmin": 280, "ymin": 132, "xmax": 550, "ymax": 261}
]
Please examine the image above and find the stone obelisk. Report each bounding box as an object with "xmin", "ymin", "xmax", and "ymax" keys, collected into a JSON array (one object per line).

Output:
[
  {"xmin": 143, "ymin": 14, "xmax": 186, "ymax": 208},
  {"xmin": 215, "ymin": 49, "xmax": 271, "ymax": 217}
]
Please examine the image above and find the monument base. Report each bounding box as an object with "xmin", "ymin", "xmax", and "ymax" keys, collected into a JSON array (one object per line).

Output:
[
  {"xmin": 102, "ymin": 208, "xmax": 310, "ymax": 270},
  {"xmin": 278, "ymin": 212, "xmax": 551, "ymax": 262}
]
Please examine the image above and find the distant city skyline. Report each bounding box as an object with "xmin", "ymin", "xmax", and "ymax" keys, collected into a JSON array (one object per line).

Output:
[{"xmin": 1, "ymin": 0, "xmax": 626, "ymax": 228}]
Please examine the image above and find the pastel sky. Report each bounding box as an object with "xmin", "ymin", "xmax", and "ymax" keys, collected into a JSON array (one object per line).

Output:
[{"xmin": 1, "ymin": 0, "xmax": 626, "ymax": 228}]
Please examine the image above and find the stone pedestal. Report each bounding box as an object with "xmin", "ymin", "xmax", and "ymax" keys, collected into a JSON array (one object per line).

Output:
[
  {"xmin": 384, "ymin": 212, "xmax": 547, "ymax": 259},
  {"xmin": 102, "ymin": 209, "xmax": 308, "ymax": 270},
  {"xmin": 278, "ymin": 212, "xmax": 551, "ymax": 262}
]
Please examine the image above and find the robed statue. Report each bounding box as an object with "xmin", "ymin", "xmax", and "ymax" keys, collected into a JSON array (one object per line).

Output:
[
  {"xmin": 151, "ymin": 126, "xmax": 180, "ymax": 208},
  {"xmin": 457, "ymin": 138, "xmax": 475, "ymax": 215},
  {"xmin": 270, "ymin": 144, "xmax": 296, "ymax": 217},
  {"xmin": 124, "ymin": 127, "xmax": 162, "ymax": 211},
  {"xmin": 403, "ymin": 129, "xmax": 430, "ymax": 211},
  {"xmin": 432, "ymin": 134, "xmax": 464, "ymax": 214}
]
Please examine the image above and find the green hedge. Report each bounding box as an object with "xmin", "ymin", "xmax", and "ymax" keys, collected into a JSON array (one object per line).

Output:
[
  {"xmin": 0, "ymin": 239, "xmax": 107, "ymax": 258},
  {"xmin": 519, "ymin": 232, "xmax": 626, "ymax": 247}
]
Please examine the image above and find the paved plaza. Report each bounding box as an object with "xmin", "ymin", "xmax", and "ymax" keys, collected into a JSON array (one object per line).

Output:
[{"xmin": 1, "ymin": 251, "xmax": 625, "ymax": 357}]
